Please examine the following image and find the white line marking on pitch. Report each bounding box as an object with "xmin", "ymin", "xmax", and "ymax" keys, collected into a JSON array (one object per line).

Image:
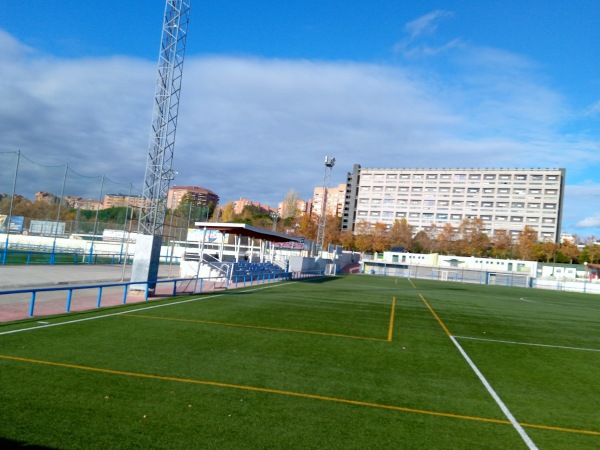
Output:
[
  {"xmin": 450, "ymin": 336, "xmax": 539, "ymax": 450},
  {"xmin": 0, "ymin": 282, "xmax": 296, "ymax": 336},
  {"xmin": 454, "ymin": 336, "xmax": 600, "ymax": 353},
  {"xmin": 519, "ymin": 297, "xmax": 600, "ymax": 313}
]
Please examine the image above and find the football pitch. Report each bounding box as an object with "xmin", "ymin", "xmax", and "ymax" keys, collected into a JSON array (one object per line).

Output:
[{"xmin": 1, "ymin": 275, "xmax": 598, "ymax": 449}]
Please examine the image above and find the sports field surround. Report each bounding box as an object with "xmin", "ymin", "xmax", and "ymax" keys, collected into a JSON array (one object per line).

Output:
[{"xmin": 1, "ymin": 275, "xmax": 598, "ymax": 449}]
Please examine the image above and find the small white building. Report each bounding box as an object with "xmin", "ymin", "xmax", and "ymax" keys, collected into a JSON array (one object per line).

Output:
[{"xmin": 365, "ymin": 251, "xmax": 538, "ymax": 275}]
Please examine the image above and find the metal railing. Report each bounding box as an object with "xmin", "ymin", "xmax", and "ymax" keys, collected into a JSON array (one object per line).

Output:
[{"xmin": 0, "ymin": 269, "xmax": 335, "ymax": 320}]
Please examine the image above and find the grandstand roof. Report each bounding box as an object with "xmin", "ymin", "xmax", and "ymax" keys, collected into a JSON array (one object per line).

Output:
[{"xmin": 192, "ymin": 222, "xmax": 304, "ymax": 243}]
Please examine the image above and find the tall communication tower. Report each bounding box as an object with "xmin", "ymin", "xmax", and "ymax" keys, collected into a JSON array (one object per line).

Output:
[
  {"xmin": 316, "ymin": 156, "xmax": 335, "ymax": 255},
  {"xmin": 139, "ymin": 0, "xmax": 191, "ymax": 235},
  {"xmin": 132, "ymin": 0, "xmax": 191, "ymax": 291}
]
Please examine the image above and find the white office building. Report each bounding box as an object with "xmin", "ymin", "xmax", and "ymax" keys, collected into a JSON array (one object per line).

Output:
[{"xmin": 341, "ymin": 165, "xmax": 565, "ymax": 242}]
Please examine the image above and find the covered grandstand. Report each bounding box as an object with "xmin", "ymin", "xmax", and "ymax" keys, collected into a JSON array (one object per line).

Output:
[{"xmin": 180, "ymin": 222, "xmax": 307, "ymax": 283}]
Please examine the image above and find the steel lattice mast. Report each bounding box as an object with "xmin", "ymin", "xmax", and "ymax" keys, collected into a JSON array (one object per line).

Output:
[
  {"xmin": 316, "ymin": 156, "xmax": 335, "ymax": 255},
  {"xmin": 139, "ymin": 0, "xmax": 191, "ymax": 236}
]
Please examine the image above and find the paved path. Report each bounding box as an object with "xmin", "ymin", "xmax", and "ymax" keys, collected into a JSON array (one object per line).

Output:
[
  {"xmin": 0, "ymin": 264, "xmax": 291, "ymax": 323},
  {"xmin": 0, "ymin": 264, "xmax": 197, "ymax": 322},
  {"xmin": 0, "ymin": 264, "xmax": 178, "ymax": 290}
]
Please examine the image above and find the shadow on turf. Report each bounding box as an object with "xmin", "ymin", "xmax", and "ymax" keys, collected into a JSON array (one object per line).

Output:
[
  {"xmin": 0, "ymin": 438, "xmax": 56, "ymax": 449},
  {"xmin": 295, "ymin": 276, "xmax": 341, "ymax": 284}
]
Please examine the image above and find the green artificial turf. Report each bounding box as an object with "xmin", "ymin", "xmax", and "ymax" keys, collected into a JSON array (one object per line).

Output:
[{"xmin": 1, "ymin": 275, "xmax": 599, "ymax": 449}]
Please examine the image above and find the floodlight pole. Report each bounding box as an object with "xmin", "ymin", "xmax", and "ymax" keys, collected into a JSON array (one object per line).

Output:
[
  {"xmin": 316, "ymin": 156, "xmax": 335, "ymax": 256},
  {"xmin": 131, "ymin": 0, "xmax": 190, "ymax": 293}
]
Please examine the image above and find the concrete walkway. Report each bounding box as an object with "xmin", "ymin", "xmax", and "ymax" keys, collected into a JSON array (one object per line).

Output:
[
  {"xmin": 0, "ymin": 264, "xmax": 288, "ymax": 323},
  {"xmin": 0, "ymin": 264, "xmax": 178, "ymax": 290},
  {"xmin": 0, "ymin": 264, "xmax": 187, "ymax": 322}
]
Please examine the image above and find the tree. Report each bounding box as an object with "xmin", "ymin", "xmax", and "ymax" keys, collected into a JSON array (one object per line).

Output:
[
  {"xmin": 282, "ymin": 189, "xmax": 300, "ymax": 219},
  {"xmin": 537, "ymin": 240, "xmax": 558, "ymax": 263},
  {"xmin": 339, "ymin": 230, "xmax": 356, "ymax": 251},
  {"xmin": 580, "ymin": 237, "xmax": 600, "ymax": 264},
  {"xmin": 423, "ymin": 224, "xmax": 438, "ymax": 253},
  {"xmin": 411, "ymin": 230, "xmax": 431, "ymax": 253},
  {"xmin": 353, "ymin": 221, "xmax": 374, "ymax": 253},
  {"xmin": 388, "ymin": 219, "xmax": 413, "ymax": 251},
  {"xmin": 296, "ymin": 213, "xmax": 317, "ymax": 241},
  {"xmin": 457, "ymin": 218, "xmax": 490, "ymax": 256},
  {"xmin": 219, "ymin": 201, "xmax": 236, "ymax": 222},
  {"xmin": 557, "ymin": 240, "xmax": 580, "ymax": 264},
  {"xmin": 490, "ymin": 229, "xmax": 513, "ymax": 259},
  {"xmin": 324, "ymin": 215, "xmax": 342, "ymax": 249},
  {"xmin": 437, "ymin": 223, "xmax": 457, "ymax": 255},
  {"xmin": 515, "ymin": 226, "xmax": 538, "ymax": 261},
  {"xmin": 371, "ymin": 222, "xmax": 389, "ymax": 253}
]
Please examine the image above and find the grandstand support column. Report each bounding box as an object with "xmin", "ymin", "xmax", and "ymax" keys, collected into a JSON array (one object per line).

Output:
[
  {"xmin": 234, "ymin": 234, "xmax": 241, "ymax": 262},
  {"xmin": 192, "ymin": 226, "xmax": 206, "ymax": 292}
]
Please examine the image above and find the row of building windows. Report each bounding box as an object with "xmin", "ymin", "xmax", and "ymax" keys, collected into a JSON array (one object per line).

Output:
[
  {"xmin": 357, "ymin": 210, "xmax": 556, "ymax": 223},
  {"xmin": 359, "ymin": 199, "xmax": 557, "ymax": 209},
  {"xmin": 360, "ymin": 186, "xmax": 559, "ymax": 195},
  {"xmin": 361, "ymin": 173, "xmax": 560, "ymax": 181}
]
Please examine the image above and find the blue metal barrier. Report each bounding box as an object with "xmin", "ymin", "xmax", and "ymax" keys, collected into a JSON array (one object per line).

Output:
[
  {"xmin": 0, "ymin": 271, "xmax": 299, "ymax": 318},
  {"xmin": 1, "ymin": 277, "xmax": 199, "ymax": 318}
]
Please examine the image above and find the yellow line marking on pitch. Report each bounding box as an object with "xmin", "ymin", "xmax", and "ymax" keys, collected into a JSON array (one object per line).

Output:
[
  {"xmin": 419, "ymin": 294, "xmax": 452, "ymax": 337},
  {"xmin": 519, "ymin": 422, "xmax": 600, "ymax": 437},
  {"xmin": 1, "ymin": 354, "xmax": 597, "ymax": 437},
  {"xmin": 126, "ymin": 314, "xmax": 388, "ymax": 342},
  {"xmin": 387, "ymin": 297, "xmax": 396, "ymax": 342}
]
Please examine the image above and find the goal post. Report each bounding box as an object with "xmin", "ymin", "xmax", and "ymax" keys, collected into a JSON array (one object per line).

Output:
[
  {"xmin": 324, "ymin": 264, "xmax": 337, "ymax": 276},
  {"xmin": 487, "ymin": 272, "xmax": 531, "ymax": 288}
]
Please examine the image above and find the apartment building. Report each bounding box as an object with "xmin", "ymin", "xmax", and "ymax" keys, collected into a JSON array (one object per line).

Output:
[
  {"xmin": 234, "ymin": 197, "xmax": 276, "ymax": 215},
  {"xmin": 277, "ymin": 199, "xmax": 311, "ymax": 218},
  {"xmin": 167, "ymin": 186, "xmax": 219, "ymax": 210},
  {"xmin": 64, "ymin": 196, "xmax": 102, "ymax": 211},
  {"xmin": 312, "ymin": 183, "xmax": 346, "ymax": 217},
  {"xmin": 103, "ymin": 194, "xmax": 148, "ymax": 209},
  {"xmin": 341, "ymin": 165, "xmax": 566, "ymax": 242}
]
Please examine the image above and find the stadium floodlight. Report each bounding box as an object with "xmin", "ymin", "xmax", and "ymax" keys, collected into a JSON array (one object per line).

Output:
[{"xmin": 316, "ymin": 155, "xmax": 335, "ymax": 256}]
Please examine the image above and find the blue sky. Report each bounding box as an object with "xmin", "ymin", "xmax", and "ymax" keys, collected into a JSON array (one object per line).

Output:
[{"xmin": 1, "ymin": 0, "xmax": 599, "ymax": 238}]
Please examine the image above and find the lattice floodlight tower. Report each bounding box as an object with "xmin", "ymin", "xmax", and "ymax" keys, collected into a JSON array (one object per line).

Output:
[
  {"xmin": 131, "ymin": 0, "xmax": 191, "ymax": 293},
  {"xmin": 316, "ymin": 155, "xmax": 335, "ymax": 256}
]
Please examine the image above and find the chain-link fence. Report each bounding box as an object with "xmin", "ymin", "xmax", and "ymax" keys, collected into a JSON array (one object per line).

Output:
[
  {"xmin": 364, "ymin": 262, "xmax": 532, "ymax": 288},
  {"xmin": 1, "ymin": 151, "xmax": 209, "ymax": 260}
]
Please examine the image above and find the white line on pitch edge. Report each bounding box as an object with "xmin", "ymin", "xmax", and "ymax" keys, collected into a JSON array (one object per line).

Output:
[
  {"xmin": 454, "ymin": 336, "xmax": 600, "ymax": 353},
  {"xmin": 450, "ymin": 335, "xmax": 539, "ymax": 450}
]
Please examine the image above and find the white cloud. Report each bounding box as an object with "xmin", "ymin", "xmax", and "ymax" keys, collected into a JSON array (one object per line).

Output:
[
  {"xmin": 584, "ymin": 100, "xmax": 600, "ymax": 117},
  {"xmin": 394, "ymin": 10, "xmax": 460, "ymax": 57},
  {"xmin": 563, "ymin": 183, "xmax": 600, "ymax": 236},
  {"xmin": 404, "ymin": 10, "xmax": 453, "ymax": 39},
  {"xmin": 575, "ymin": 215, "xmax": 600, "ymax": 228},
  {"xmin": 1, "ymin": 29, "xmax": 599, "ymax": 237}
]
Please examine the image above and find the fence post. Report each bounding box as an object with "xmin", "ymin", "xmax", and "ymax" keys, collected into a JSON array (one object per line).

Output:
[
  {"xmin": 96, "ymin": 287, "xmax": 103, "ymax": 308},
  {"xmin": 28, "ymin": 292, "xmax": 36, "ymax": 317},
  {"xmin": 66, "ymin": 289, "xmax": 73, "ymax": 312}
]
